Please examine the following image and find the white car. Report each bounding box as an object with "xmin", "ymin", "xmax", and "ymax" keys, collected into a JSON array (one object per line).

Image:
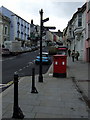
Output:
[{"xmin": 2, "ymin": 48, "xmax": 10, "ymax": 56}]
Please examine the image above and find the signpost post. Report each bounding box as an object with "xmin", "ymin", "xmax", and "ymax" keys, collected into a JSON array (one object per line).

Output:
[{"xmin": 39, "ymin": 9, "xmax": 56, "ymax": 82}]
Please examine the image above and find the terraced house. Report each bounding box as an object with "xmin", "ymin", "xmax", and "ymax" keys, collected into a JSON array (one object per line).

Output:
[
  {"xmin": 63, "ymin": 3, "xmax": 87, "ymax": 62},
  {"xmin": 85, "ymin": 1, "xmax": 90, "ymax": 62},
  {"xmin": 0, "ymin": 6, "xmax": 30, "ymax": 47},
  {"xmin": 0, "ymin": 12, "xmax": 10, "ymax": 46}
]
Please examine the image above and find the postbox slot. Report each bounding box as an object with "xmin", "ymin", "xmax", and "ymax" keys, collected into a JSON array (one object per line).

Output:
[{"xmin": 54, "ymin": 57, "xmax": 58, "ymax": 59}]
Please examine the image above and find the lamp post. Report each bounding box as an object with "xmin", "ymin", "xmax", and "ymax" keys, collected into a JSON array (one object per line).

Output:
[{"xmin": 38, "ymin": 9, "xmax": 43, "ymax": 82}]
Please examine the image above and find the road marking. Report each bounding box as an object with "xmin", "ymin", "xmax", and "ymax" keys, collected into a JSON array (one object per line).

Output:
[
  {"xmin": 2, "ymin": 56, "xmax": 16, "ymax": 62},
  {"xmin": 15, "ymin": 71, "xmax": 18, "ymax": 73},
  {"xmin": 28, "ymin": 62, "xmax": 32, "ymax": 65},
  {"xmin": 26, "ymin": 65, "xmax": 29, "ymax": 68},
  {"xmin": 23, "ymin": 67, "xmax": 26, "ymax": 69},
  {"xmin": 14, "ymin": 60, "xmax": 35, "ymax": 74},
  {"xmin": 18, "ymin": 69, "xmax": 22, "ymax": 71},
  {"xmin": 0, "ymin": 81, "xmax": 13, "ymax": 89}
]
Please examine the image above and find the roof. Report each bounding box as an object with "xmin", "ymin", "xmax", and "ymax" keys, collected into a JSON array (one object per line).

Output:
[
  {"xmin": 0, "ymin": 12, "xmax": 10, "ymax": 22},
  {"xmin": 69, "ymin": 3, "xmax": 86, "ymax": 25},
  {"xmin": 0, "ymin": 6, "xmax": 30, "ymax": 24},
  {"xmin": 51, "ymin": 30, "xmax": 63, "ymax": 37}
]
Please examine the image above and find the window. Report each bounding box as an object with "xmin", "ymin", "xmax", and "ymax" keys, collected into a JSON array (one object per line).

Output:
[
  {"xmin": 78, "ymin": 13, "xmax": 82, "ymax": 27},
  {"xmin": 88, "ymin": 1, "xmax": 90, "ymax": 11},
  {"xmin": 21, "ymin": 24, "xmax": 23, "ymax": 27},
  {"xmin": 4, "ymin": 38, "xmax": 7, "ymax": 42},
  {"xmin": 17, "ymin": 22, "xmax": 20, "ymax": 25},
  {"xmin": 17, "ymin": 30, "xmax": 20, "ymax": 38},
  {"xmin": 21, "ymin": 32, "xmax": 23, "ymax": 34},
  {"xmin": 4, "ymin": 26, "xmax": 8, "ymax": 35},
  {"xmin": 88, "ymin": 23, "xmax": 90, "ymax": 30},
  {"xmin": 88, "ymin": 23, "xmax": 90, "ymax": 38},
  {"xmin": 17, "ymin": 30, "xmax": 20, "ymax": 33},
  {"xmin": 69, "ymin": 28, "xmax": 71, "ymax": 35}
]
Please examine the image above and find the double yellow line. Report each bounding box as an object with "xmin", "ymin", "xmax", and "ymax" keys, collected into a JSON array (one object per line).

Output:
[{"xmin": 0, "ymin": 81, "xmax": 13, "ymax": 89}]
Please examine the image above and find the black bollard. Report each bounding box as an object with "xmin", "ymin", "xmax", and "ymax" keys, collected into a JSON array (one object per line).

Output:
[
  {"xmin": 12, "ymin": 72, "xmax": 24, "ymax": 119},
  {"xmin": 31, "ymin": 68, "xmax": 38, "ymax": 93}
]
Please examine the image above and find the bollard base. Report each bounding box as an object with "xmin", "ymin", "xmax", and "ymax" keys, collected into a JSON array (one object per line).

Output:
[
  {"xmin": 38, "ymin": 75, "xmax": 43, "ymax": 82},
  {"xmin": 31, "ymin": 87, "xmax": 38, "ymax": 94},
  {"xmin": 12, "ymin": 106, "xmax": 24, "ymax": 119},
  {"xmin": 53, "ymin": 73, "xmax": 66, "ymax": 78}
]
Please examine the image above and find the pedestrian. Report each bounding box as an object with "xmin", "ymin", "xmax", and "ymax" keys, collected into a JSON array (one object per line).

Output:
[
  {"xmin": 68, "ymin": 49, "xmax": 71, "ymax": 57},
  {"xmin": 75, "ymin": 51, "xmax": 80, "ymax": 61},
  {"xmin": 71, "ymin": 50, "xmax": 75, "ymax": 62}
]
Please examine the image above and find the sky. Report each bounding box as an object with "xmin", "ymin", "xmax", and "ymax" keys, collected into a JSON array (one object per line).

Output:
[{"xmin": 0, "ymin": 0, "xmax": 86, "ymax": 32}]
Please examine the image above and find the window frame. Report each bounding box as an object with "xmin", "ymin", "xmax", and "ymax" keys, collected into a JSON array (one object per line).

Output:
[
  {"xmin": 4, "ymin": 25, "xmax": 8, "ymax": 35},
  {"xmin": 78, "ymin": 13, "xmax": 82, "ymax": 27}
]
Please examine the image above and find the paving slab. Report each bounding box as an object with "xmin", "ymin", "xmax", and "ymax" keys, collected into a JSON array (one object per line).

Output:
[{"xmin": 1, "ymin": 57, "xmax": 89, "ymax": 119}]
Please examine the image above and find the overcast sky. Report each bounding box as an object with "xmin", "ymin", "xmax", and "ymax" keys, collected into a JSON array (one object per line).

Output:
[{"xmin": 0, "ymin": 0, "xmax": 86, "ymax": 32}]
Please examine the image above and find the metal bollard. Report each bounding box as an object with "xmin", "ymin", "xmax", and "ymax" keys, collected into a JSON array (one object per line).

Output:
[
  {"xmin": 31, "ymin": 68, "xmax": 38, "ymax": 93},
  {"xmin": 12, "ymin": 72, "xmax": 24, "ymax": 119}
]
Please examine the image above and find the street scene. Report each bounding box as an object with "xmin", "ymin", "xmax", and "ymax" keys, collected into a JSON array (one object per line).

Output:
[
  {"xmin": 0, "ymin": 0, "xmax": 90, "ymax": 119},
  {"xmin": 1, "ymin": 47, "xmax": 52, "ymax": 92}
]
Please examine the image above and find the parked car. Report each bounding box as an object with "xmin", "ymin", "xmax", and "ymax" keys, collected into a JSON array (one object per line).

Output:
[
  {"xmin": 31, "ymin": 45, "xmax": 36, "ymax": 51},
  {"xmin": 25, "ymin": 47, "xmax": 32, "ymax": 52},
  {"xmin": 35, "ymin": 46, "xmax": 38, "ymax": 50},
  {"xmin": 35, "ymin": 52, "xmax": 51, "ymax": 64},
  {"xmin": 2, "ymin": 48, "xmax": 10, "ymax": 56},
  {"xmin": 4, "ymin": 40, "xmax": 22, "ymax": 55},
  {"xmin": 28, "ymin": 47, "xmax": 32, "ymax": 52}
]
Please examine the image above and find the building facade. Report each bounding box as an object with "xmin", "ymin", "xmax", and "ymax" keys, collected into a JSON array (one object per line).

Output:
[
  {"xmin": 30, "ymin": 20, "xmax": 40, "ymax": 46},
  {"xmin": 0, "ymin": 6, "xmax": 30, "ymax": 47},
  {"xmin": 63, "ymin": 3, "xmax": 86, "ymax": 61},
  {"xmin": 0, "ymin": 12, "xmax": 10, "ymax": 46},
  {"xmin": 85, "ymin": 1, "xmax": 90, "ymax": 62},
  {"xmin": 52, "ymin": 30, "xmax": 63, "ymax": 43}
]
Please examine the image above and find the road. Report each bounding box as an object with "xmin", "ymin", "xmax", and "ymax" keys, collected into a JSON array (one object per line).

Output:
[{"xmin": 1, "ymin": 47, "xmax": 52, "ymax": 91}]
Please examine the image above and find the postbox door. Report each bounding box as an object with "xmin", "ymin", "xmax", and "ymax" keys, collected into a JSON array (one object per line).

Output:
[
  {"xmin": 54, "ymin": 57, "xmax": 66, "ymax": 73},
  {"xmin": 53, "ymin": 57, "xmax": 59, "ymax": 73},
  {"xmin": 59, "ymin": 57, "xmax": 66, "ymax": 73}
]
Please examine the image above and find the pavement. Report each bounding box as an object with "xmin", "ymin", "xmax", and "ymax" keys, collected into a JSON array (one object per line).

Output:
[{"xmin": 0, "ymin": 56, "xmax": 90, "ymax": 119}]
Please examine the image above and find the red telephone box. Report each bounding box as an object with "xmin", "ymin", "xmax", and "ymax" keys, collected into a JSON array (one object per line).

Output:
[{"xmin": 53, "ymin": 55, "xmax": 67, "ymax": 77}]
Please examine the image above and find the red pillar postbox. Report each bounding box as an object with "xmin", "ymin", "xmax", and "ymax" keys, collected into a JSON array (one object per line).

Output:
[{"xmin": 53, "ymin": 55, "xmax": 67, "ymax": 77}]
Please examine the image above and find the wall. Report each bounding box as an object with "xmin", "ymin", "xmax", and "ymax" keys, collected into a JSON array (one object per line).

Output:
[
  {"xmin": 0, "ymin": 13, "xmax": 10, "ymax": 45},
  {"xmin": 84, "ymin": 2, "xmax": 90, "ymax": 62},
  {"xmin": 46, "ymin": 31, "xmax": 53, "ymax": 42},
  {"xmin": 0, "ymin": 6, "xmax": 15, "ymax": 41}
]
